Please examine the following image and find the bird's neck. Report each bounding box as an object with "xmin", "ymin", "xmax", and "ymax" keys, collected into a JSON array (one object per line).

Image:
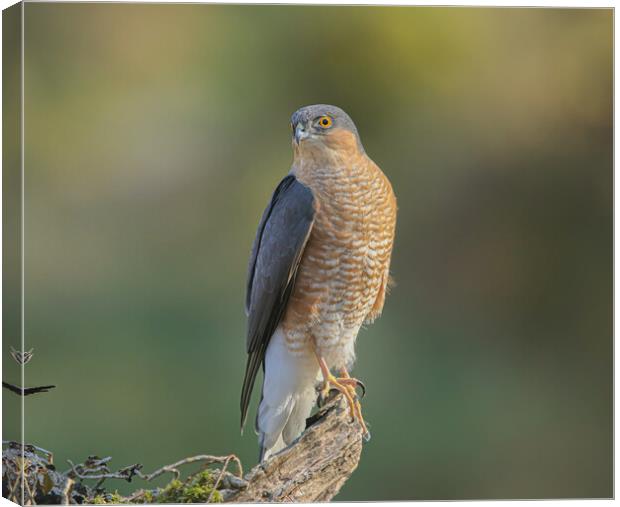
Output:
[{"xmin": 291, "ymin": 136, "xmax": 368, "ymax": 192}]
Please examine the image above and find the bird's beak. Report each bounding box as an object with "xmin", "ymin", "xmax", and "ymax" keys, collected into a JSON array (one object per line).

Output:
[{"xmin": 294, "ymin": 123, "xmax": 309, "ymax": 145}]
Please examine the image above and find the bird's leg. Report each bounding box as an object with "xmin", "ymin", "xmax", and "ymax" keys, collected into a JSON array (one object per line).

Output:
[
  {"xmin": 316, "ymin": 356, "xmax": 356, "ymax": 418},
  {"xmin": 314, "ymin": 351, "xmax": 370, "ymax": 441},
  {"xmin": 338, "ymin": 367, "xmax": 370, "ymax": 441}
]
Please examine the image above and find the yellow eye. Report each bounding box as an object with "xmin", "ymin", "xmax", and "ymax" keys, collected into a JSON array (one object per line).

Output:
[{"xmin": 317, "ymin": 116, "xmax": 333, "ymax": 129}]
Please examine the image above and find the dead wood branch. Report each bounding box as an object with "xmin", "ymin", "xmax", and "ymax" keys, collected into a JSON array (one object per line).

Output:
[
  {"xmin": 2, "ymin": 393, "xmax": 363, "ymax": 504},
  {"xmin": 228, "ymin": 393, "xmax": 364, "ymax": 502}
]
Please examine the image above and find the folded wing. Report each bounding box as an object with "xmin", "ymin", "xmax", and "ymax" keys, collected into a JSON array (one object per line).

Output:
[{"xmin": 240, "ymin": 174, "xmax": 316, "ymax": 430}]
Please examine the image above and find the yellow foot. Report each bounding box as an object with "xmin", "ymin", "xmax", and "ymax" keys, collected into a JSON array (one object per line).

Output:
[
  {"xmin": 315, "ymin": 357, "xmax": 371, "ymax": 441},
  {"xmin": 318, "ymin": 376, "xmax": 365, "ymax": 404}
]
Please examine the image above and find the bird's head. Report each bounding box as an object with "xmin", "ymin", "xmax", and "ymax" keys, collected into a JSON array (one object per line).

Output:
[{"xmin": 290, "ymin": 104, "xmax": 365, "ymax": 156}]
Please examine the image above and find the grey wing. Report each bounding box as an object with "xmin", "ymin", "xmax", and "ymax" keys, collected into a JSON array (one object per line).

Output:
[{"xmin": 240, "ymin": 174, "xmax": 316, "ymax": 430}]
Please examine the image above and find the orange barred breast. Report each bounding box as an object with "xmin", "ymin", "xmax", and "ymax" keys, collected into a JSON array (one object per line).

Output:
[{"xmin": 281, "ymin": 132, "xmax": 396, "ymax": 367}]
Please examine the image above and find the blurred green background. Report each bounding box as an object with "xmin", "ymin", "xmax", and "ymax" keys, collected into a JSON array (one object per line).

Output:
[{"xmin": 5, "ymin": 4, "xmax": 612, "ymax": 500}]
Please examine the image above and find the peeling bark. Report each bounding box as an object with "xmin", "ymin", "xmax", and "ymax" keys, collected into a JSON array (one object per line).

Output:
[{"xmin": 229, "ymin": 394, "xmax": 363, "ymax": 502}]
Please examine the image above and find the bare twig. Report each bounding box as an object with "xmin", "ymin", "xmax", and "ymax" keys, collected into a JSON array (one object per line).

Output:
[
  {"xmin": 139, "ymin": 454, "xmax": 242, "ymax": 483},
  {"xmin": 207, "ymin": 454, "xmax": 236, "ymax": 503},
  {"xmin": 3, "ymin": 381, "xmax": 56, "ymax": 396},
  {"xmin": 66, "ymin": 458, "xmax": 142, "ymax": 484},
  {"xmin": 2, "ymin": 441, "xmax": 54, "ymax": 464}
]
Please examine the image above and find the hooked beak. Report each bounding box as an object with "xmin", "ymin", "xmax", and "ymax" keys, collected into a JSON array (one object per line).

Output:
[{"xmin": 294, "ymin": 123, "xmax": 309, "ymax": 145}]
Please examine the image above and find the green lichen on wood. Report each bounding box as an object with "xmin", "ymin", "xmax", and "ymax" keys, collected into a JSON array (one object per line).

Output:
[
  {"xmin": 92, "ymin": 491, "xmax": 124, "ymax": 504},
  {"xmin": 155, "ymin": 470, "xmax": 222, "ymax": 503},
  {"xmin": 87, "ymin": 470, "xmax": 224, "ymax": 504},
  {"xmin": 2, "ymin": 442, "xmax": 232, "ymax": 504}
]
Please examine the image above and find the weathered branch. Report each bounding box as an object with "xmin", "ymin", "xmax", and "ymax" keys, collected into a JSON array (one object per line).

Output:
[
  {"xmin": 228, "ymin": 393, "xmax": 364, "ymax": 502},
  {"xmin": 2, "ymin": 393, "xmax": 363, "ymax": 504}
]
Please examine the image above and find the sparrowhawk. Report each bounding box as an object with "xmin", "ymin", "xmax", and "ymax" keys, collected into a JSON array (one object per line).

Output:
[{"xmin": 241, "ymin": 104, "xmax": 397, "ymax": 461}]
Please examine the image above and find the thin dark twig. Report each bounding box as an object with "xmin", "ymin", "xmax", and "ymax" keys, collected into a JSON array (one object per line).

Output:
[
  {"xmin": 66, "ymin": 459, "xmax": 142, "ymax": 484},
  {"xmin": 3, "ymin": 381, "xmax": 56, "ymax": 396}
]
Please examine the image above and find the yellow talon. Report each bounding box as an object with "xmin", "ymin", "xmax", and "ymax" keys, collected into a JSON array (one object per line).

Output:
[{"xmin": 315, "ymin": 353, "xmax": 370, "ymax": 440}]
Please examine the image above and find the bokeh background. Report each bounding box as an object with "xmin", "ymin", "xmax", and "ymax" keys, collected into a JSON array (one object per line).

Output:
[{"xmin": 4, "ymin": 4, "xmax": 612, "ymax": 500}]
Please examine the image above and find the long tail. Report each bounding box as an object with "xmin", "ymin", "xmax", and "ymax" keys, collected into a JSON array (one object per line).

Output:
[{"xmin": 256, "ymin": 327, "xmax": 319, "ymax": 461}]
